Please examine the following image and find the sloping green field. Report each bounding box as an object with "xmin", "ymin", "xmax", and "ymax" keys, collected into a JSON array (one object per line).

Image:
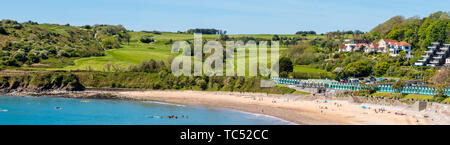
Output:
[
  {"xmin": 294, "ymin": 65, "xmax": 329, "ymax": 73},
  {"xmin": 292, "ymin": 65, "xmax": 335, "ymax": 79},
  {"xmin": 54, "ymin": 32, "xmax": 312, "ymax": 71}
]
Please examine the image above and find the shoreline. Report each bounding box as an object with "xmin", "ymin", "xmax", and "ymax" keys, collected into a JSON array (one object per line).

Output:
[
  {"xmin": 2, "ymin": 89, "xmax": 449, "ymax": 125},
  {"xmin": 141, "ymin": 100, "xmax": 297, "ymax": 125}
]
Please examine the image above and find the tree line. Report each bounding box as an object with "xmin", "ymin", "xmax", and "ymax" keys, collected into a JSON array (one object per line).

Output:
[
  {"xmin": 295, "ymin": 31, "xmax": 316, "ymax": 35},
  {"xmin": 185, "ymin": 28, "xmax": 227, "ymax": 35}
]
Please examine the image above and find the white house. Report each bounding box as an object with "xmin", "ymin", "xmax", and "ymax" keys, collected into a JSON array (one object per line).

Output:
[
  {"xmin": 339, "ymin": 39, "xmax": 412, "ymax": 57},
  {"xmin": 378, "ymin": 39, "xmax": 396, "ymax": 53},
  {"xmin": 446, "ymin": 57, "xmax": 450, "ymax": 67},
  {"xmin": 388, "ymin": 41, "xmax": 413, "ymax": 58},
  {"xmin": 339, "ymin": 39, "xmax": 356, "ymax": 52}
]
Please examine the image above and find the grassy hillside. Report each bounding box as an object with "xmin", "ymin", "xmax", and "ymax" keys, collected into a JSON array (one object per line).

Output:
[
  {"xmin": 38, "ymin": 32, "xmax": 320, "ymax": 72},
  {"xmin": 60, "ymin": 41, "xmax": 172, "ymax": 71},
  {"xmin": 0, "ymin": 20, "xmax": 128, "ymax": 70},
  {"xmin": 292, "ymin": 65, "xmax": 335, "ymax": 79},
  {"xmin": 1, "ymin": 19, "xmax": 329, "ymax": 79},
  {"xmin": 294, "ymin": 65, "xmax": 330, "ymax": 74},
  {"xmin": 0, "ymin": 19, "xmax": 328, "ymax": 74}
]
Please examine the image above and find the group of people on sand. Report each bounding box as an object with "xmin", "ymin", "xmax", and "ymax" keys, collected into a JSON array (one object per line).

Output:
[
  {"xmin": 394, "ymin": 112, "xmax": 406, "ymax": 116},
  {"xmin": 319, "ymin": 106, "xmax": 328, "ymax": 110},
  {"xmin": 360, "ymin": 105, "xmax": 405, "ymax": 116},
  {"xmin": 333, "ymin": 102, "xmax": 343, "ymax": 108},
  {"xmin": 374, "ymin": 107, "xmax": 387, "ymax": 114},
  {"xmin": 362, "ymin": 105, "xmax": 408, "ymax": 117},
  {"xmin": 315, "ymin": 99, "xmax": 331, "ymax": 114},
  {"xmin": 318, "ymin": 103, "xmax": 342, "ymax": 114},
  {"xmin": 252, "ymin": 97, "xmax": 264, "ymax": 101}
]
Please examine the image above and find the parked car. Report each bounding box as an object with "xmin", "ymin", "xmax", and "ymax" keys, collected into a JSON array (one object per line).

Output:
[
  {"xmin": 349, "ymin": 78, "xmax": 359, "ymax": 83},
  {"xmin": 370, "ymin": 77, "xmax": 376, "ymax": 82},
  {"xmin": 342, "ymin": 78, "xmax": 349, "ymax": 83}
]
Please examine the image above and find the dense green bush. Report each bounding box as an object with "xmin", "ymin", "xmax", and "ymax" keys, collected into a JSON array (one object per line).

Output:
[
  {"xmin": 0, "ymin": 27, "xmax": 7, "ymax": 35},
  {"xmin": 140, "ymin": 35, "xmax": 154, "ymax": 43},
  {"xmin": 128, "ymin": 59, "xmax": 167, "ymax": 73},
  {"xmin": 0, "ymin": 72, "xmax": 85, "ymax": 91},
  {"xmin": 344, "ymin": 60, "xmax": 372, "ymax": 78},
  {"xmin": 75, "ymin": 72, "xmax": 295, "ymax": 94},
  {"xmin": 101, "ymin": 36, "xmax": 121, "ymax": 49},
  {"xmin": 374, "ymin": 62, "xmax": 389, "ymax": 76},
  {"xmin": 279, "ymin": 57, "xmax": 293, "ymax": 73}
]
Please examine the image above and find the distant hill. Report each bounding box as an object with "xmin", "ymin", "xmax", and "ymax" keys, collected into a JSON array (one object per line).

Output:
[
  {"xmin": 0, "ymin": 19, "xmax": 130, "ymax": 67},
  {"xmin": 367, "ymin": 11, "xmax": 449, "ymax": 50}
]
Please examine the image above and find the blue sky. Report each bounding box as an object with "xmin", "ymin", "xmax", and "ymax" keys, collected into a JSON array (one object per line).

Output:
[{"xmin": 0, "ymin": 0, "xmax": 448, "ymax": 34}]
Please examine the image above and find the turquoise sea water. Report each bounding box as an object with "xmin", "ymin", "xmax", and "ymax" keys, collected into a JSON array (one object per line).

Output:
[{"xmin": 0, "ymin": 96, "xmax": 293, "ymax": 125}]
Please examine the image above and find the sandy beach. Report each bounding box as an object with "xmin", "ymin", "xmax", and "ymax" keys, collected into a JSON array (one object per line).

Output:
[{"xmin": 89, "ymin": 90, "xmax": 442, "ymax": 125}]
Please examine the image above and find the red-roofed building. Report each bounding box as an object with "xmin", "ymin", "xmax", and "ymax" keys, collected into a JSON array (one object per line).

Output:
[
  {"xmin": 365, "ymin": 43, "xmax": 379, "ymax": 53},
  {"xmin": 377, "ymin": 39, "xmax": 412, "ymax": 58},
  {"xmin": 356, "ymin": 43, "xmax": 368, "ymax": 51},
  {"xmin": 389, "ymin": 41, "xmax": 412, "ymax": 58},
  {"xmin": 339, "ymin": 39, "xmax": 412, "ymax": 57},
  {"xmin": 398, "ymin": 41, "xmax": 412, "ymax": 46},
  {"xmin": 378, "ymin": 39, "xmax": 398, "ymax": 53}
]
